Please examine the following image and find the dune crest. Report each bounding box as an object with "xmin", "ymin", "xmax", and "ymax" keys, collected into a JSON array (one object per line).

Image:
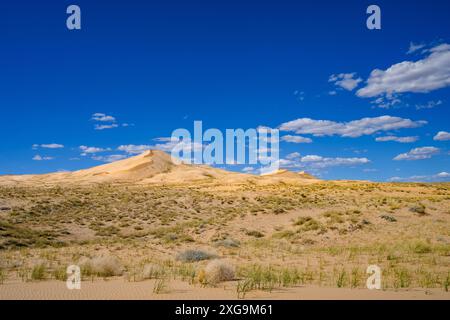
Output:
[{"xmin": 0, "ymin": 150, "xmax": 319, "ymax": 185}]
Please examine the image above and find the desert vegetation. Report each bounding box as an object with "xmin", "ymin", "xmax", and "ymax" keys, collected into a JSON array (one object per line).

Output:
[{"xmin": 0, "ymin": 178, "xmax": 449, "ymax": 298}]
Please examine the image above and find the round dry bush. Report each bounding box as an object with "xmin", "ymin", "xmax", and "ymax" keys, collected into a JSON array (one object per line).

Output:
[
  {"xmin": 79, "ymin": 256, "xmax": 124, "ymax": 277},
  {"xmin": 204, "ymin": 259, "xmax": 235, "ymax": 285}
]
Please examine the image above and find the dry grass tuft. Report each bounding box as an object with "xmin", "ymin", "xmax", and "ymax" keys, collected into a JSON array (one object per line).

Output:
[{"xmin": 203, "ymin": 259, "xmax": 235, "ymax": 285}]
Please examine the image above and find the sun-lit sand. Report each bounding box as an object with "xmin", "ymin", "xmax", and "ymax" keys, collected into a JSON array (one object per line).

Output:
[{"xmin": 0, "ymin": 150, "xmax": 449, "ymax": 300}]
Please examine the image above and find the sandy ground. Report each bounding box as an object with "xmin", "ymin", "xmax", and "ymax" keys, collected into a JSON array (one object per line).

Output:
[{"xmin": 1, "ymin": 279, "xmax": 448, "ymax": 300}]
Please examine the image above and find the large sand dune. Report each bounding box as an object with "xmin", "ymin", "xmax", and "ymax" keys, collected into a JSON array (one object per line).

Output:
[{"xmin": 0, "ymin": 150, "xmax": 319, "ymax": 185}]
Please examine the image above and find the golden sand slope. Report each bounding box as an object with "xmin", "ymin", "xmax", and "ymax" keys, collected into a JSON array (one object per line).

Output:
[{"xmin": 0, "ymin": 150, "xmax": 319, "ymax": 185}]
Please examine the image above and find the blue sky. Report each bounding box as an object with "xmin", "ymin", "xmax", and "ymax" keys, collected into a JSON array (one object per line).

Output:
[{"xmin": 1, "ymin": 0, "xmax": 449, "ymax": 181}]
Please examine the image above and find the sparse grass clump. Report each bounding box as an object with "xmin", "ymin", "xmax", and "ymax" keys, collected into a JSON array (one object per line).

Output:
[
  {"xmin": 411, "ymin": 241, "xmax": 432, "ymax": 254},
  {"xmin": 245, "ymin": 230, "xmax": 264, "ymax": 238},
  {"xmin": 294, "ymin": 217, "xmax": 324, "ymax": 233},
  {"xmin": 152, "ymin": 277, "xmax": 169, "ymax": 294},
  {"xmin": 214, "ymin": 238, "xmax": 240, "ymax": 248},
  {"xmin": 0, "ymin": 268, "xmax": 5, "ymax": 284},
  {"xmin": 203, "ymin": 260, "xmax": 235, "ymax": 285},
  {"xmin": 176, "ymin": 249, "xmax": 217, "ymax": 262},
  {"xmin": 142, "ymin": 263, "xmax": 166, "ymax": 279},
  {"xmin": 52, "ymin": 267, "xmax": 67, "ymax": 281},
  {"xmin": 31, "ymin": 263, "xmax": 47, "ymax": 281},
  {"xmin": 79, "ymin": 255, "xmax": 124, "ymax": 278}
]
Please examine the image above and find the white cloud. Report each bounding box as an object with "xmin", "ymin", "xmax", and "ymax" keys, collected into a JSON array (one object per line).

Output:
[
  {"xmin": 32, "ymin": 155, "xmax": 53, "ymax": 161},
  {"xmin": 371, "ymin": 96, "xmax": 402, "ymax": 109},
  {"xmin": 375, "ymin": 135, "xmax": 419, "ymax": 143},
  {"xmin": 92, "ymin": 154, "xmax": 128, "ymax": 163},
  {"xmin": 242, "ymin": 166, "xmax": 255, "ymax": 173},
  {"xmin": 279, "ymin": 116, "xmax": 426, "ymax": 138},
  {"xmin": 433, "ymin": 131, "xmax": 450, "ymax": 141},
  {"xmin": 437, "ymin": 172, "xmax": 450, "ymax": 178},
  {"xmin": 279, "ymin": 154, "xmax": 369, "ymax": 170},
  {"xmin": 117, "ymin": 144, "xmax": 152, "ymax": 154},
  {"xmin": 79, "ymin": 145, "xmax": 110, "ymax": 155},
  {"xmin": 389, "ymin": 171, "xmax": 450, "ymax": 182},
  {"xmin": 91, "ymin": 113, "xmax": 126, "ymax": 130},
  {"xmin": 286, "ymin": 152, "xmax": 301, "ymax": 160},
  {"xmin": 94, "ymin": 123, "xmax": 119, "ymax": 130},
  {"xmin": 406, "ymin": 42, "xmax": 426, "ymax": 54},
  {"xmin": 281, "ymin": 135, "xmax": 312, "ymax": 144},
  {"xmin": 357, "ymin": 43, "xmax": 450, "ymax": 97},
  {"xmin": 328, "ymin": 90, "xmax": 337, "ymax": 96},
  {"xmin": 329, "ymin": 73, "xmax": 362, "ymax": 91},
  {"xmin": 91, "ymin": 113, "xmax": 116, "ymax": 122},
  {"xmin": 393, "ymin": 146, "xmax": 440, "ymax": 161},
  {"xmin": 416, "ymin": 100, "xmax": 442, "ymax": 110},
  {"xmin": 32, "ymin": 143, "xmax": 64, "ymax": 149}
]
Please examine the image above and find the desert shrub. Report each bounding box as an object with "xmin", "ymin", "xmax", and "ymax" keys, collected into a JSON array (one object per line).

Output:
[
  {"xmin": 176, "ymin": 249, "xmax": 216, "ymax": 262},
  {"xmin": 31, "ymin": 264, "xmax": 47, "ymax": 281},
  {"xmin": 295, "ymin": 217, "xmax": 323, "ymax": 232},
  {"xmin": 380, "ymin": 215, "xmax": 397, "ymax": 222},
  {"xmin": 409, "ymin": 204, "xmax": 426, "ymax": 215},
  {"xmin": 411, "ymin": 241, "xmax": 432, "ymax": 254},
  {"xmin": 79, "ymin": 255, "xmax": 124, "ymax": 277},
  {"xmin": 203, "ymin": 260, "xmax": 235, "ymax": 285},
  {"xmin": 245, "ymin": 230, "xmax": 264, "ymax": 238},
  {"xmin": 214, "ymin": 238, "xmax": 240, "ymax": 248}
]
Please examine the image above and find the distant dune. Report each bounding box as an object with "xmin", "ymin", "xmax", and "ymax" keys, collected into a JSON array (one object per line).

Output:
[{"xmin": 0, "ymin": 150, "xmax": 319, "ymax": 185}]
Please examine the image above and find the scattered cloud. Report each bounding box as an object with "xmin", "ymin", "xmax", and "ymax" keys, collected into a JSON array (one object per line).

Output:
[
  {"xmin": 79, "ymin": 145, "xmax": 111, "ymax": 155},
  {"xmin": 117, "ymin": 144, "xmax": 152, "ymax": 154},
  {"xmin": 279, "ymin": 116, "xmax": 426, "ymax": 138},
  {"xmin": 328, "ymin": 90, "xmax": 337, "ymax": 96},
  {"xmin": 393, "ymin": 146, "xmax": 440, "ymax": 161},
  {"xmin": 286, "ymin": 152, "xmax": 301, "ymax": 160},
  {"xmin": 92, "ymin": 154, "xmax": 128, "ymax": 163},
  {"xmin": 94, "ymin": 123, "xmax": 119, "ymax": 130},
  {"xmin": 416, "ymin": 100, "xmax": 442, "ymax": 110},
  {"xmin": 281, "ymin": 135, "xmax": 312, "ymax": 143},
  {"xmin": 389, "ymin": 172, "xmax": 450, "ymax": 182},
  {"xmin": 370, "ymin": 95, "xmax": 402, "ymax": 109},
  {"xmin": 357, "ymin": 43, "xmax": 450, "ymax": 98},
  {"xmin": 32, "ymin": 143, "xmax": 64, "ymax": 149},
  {"xmin": 433, "ymin": 131, "xmax": 450, "ymax": 141},
  {"xmin": 293, "ymin": 90, "xmax": 305, "ymax": 102},
  {"xmin": 329, "ymin": 73, "xmax": 362, "ymax": 91},
  {"xmin": 375, "ymin": 135, "xmax": 419, "ymax": 143},
  {"xmin": 406, "ymin": 42, "xmax": 426, "ymax": 54},
  {"xmin": 91, "ymin": 112, "xmax": 127, "ymax": 130},
  {"xmin": 279, "ymin": 152, "xmax": 369, "ymax": 169},
  {"xmin": 32, "ymin": 155, "xmax": 53, "ymax": 161},
  {"xmin": 91, "ymin": 113, "xmax": 116, "ymax": 122}
]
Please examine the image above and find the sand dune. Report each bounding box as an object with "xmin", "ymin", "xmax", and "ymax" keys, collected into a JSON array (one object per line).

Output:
[{"xmin": 0, "ymin": 150, "xmax": 318, "ymax": 185}]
